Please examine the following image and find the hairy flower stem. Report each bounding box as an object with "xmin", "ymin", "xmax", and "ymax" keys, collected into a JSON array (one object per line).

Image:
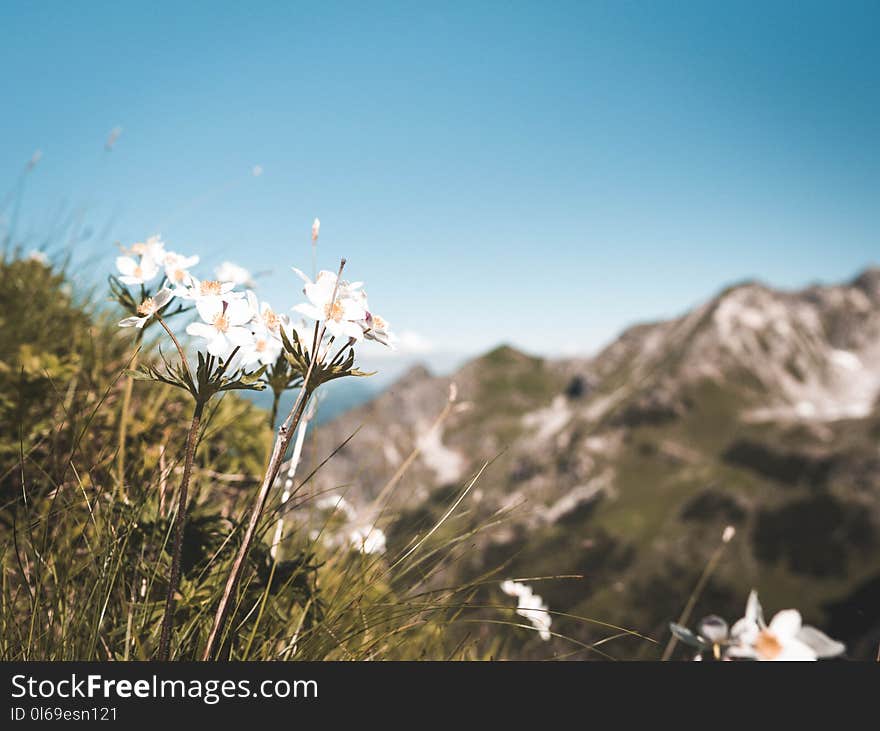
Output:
[
  {"xmin": 202, "ymin": 389, "xmax": 312, "ymax": 660},
  {"xmin": 157, "ymin": 398, "xmax": 204, "ymax": 661}
]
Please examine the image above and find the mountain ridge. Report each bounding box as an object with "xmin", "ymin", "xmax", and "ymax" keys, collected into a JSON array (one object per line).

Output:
[{"xmin": 300, "ymin": 269, "xmax": 880, "ymax": 658}]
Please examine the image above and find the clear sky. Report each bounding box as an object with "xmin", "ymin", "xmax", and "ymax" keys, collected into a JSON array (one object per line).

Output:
[{"xmin": 2, "ymin": 1, "xmax": 878, "ymax": 367}]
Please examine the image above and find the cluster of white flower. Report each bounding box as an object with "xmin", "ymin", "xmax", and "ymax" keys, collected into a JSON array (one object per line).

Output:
[
  {"xmin": 292, "ymin": 268, "xmax": 396, "ymax": 348},
  {"xmin": 115, "ymin": 233, "xmax": 395, "ymax": 364},
  {"xmin": 677, "ymin": 590, "xmax": 845, "ymax": 661},
  {"xmin": 500, "ymin": 579, "xmax": 552, "ymax": 641}
]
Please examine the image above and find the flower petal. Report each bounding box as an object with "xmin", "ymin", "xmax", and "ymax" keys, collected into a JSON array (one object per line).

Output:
[
  {"xmin": 293, "ymin": 303, "xmax": 323, "ymax": 321},
  {"xmin": 226, "ymin": 326, "xmax": 255, "ymax": 347},
  {"xmin": 768, "ymin": 610, "xmax": 802, "ymax": 641},
  {"xmin": 196, "ymin": 297, "xmax": 222, "ymax": 323},
  {"xmin": 186, "ymin": 322, "xmax": 216, "ymax": 339},
  {"xmin": 207, "ymin": 334, "xmax": 230, "ymax": 357}
]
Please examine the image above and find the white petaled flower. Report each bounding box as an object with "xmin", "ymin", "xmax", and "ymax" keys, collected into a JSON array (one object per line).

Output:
[
  {"xmin": 348, "ymin": 525, "xmax": 386, "ymax": 555},
  {"xmin": 123, "ymin": 235, "xmax": 166, "ymax": 267},
  {"xmin": 727, "ymin": 590, "xmax": 845, "ymax": 661},
  {"xmin": 501, "ymin": 580, "xmax": 552, "ymax": 641},
  {"xmin": 240, "ymin": 325, "xmax": 283, "ymax": 367},
  {"xmin": 246, "ymin": 291, "xmax": 286, "ymax": 338},
  {"xmin": 311, "ymin": 217, "xmax": 320, "ymax": 241},
  {"xmin": 178, "ymin": 277, "xmax": 240, "ymax": 301},
  {"xmin": 215, "ymin": 261, "xmax": 253, "ymax": 287},
  {"xmin": 291, "ymin": 268, "xmax": 367, "ymax": 341},
  {"xmin": 162, "ymin": 251, "xmax": 200, "ymax": 288},
  {"xmin": 185, "ymin": 297, "xmax": 255, "ymax": 358},
  {"xmin": 362, "ymin": 310, "xmax": 396, "ymax": 348},
  {"xmin": 116, "ymin": 254, "xmax": 160, "ymax": 286},
  {"xmin": 119, "ymin": 288, "xmax": 174, "ymax": 329}
]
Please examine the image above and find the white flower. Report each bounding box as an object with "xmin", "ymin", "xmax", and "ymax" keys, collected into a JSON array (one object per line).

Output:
[
  {"xmin": 185, "ymin": 297, "xmax": 255, "ymax": 358},
  {"xmin": 311, "ymin": 217, "xmax": 320, "ymax": 241},
  {"xmin": 123, "ymin": 235, "xmax": 166, "ymax": 267},
  {"xmin": 728, "ymin": 590, "xmax": 844, "ymax": 661},
  {"xmin": 362, "ymin": 310, "xmax": 396, "ymax": 348},
  {"xmin": 119, "ymin": 288, "xmax": 174, "ymax": 329},
  {"xmin": 116, "ymin": 254, "xmax": 160, "ymax": 286},
  {"xmin": 240, "ymin": 326, "xmax": 283, "ymax": 367},
  {"xmin": 27, "ymin": 250, "xmax": 48, "ymax": 264},
  {"xmin": 215, "ymin": 261, "xmax": 253, "ymax": 287},
  {"xmin": 246, "ymin": 291, "xmax": 286, "ymax": 337},
  {"xmin": 178, "ymin": 277, "xmax": 240, "ymax": 301},
  {"xmin": 291, "ymin": 268, "xmax": 366, "ymax": 341},
  {"xmin": 315, "ymin": 494, "xmax": 358, "ymax": 522},
  {"xmin": 161, "ymin": 251, "xmax": 200, "ymax": 288},
  {"xmin": 501, "ymin": 580, "xmax": 552, "ymax": 641},
  {"xmin": 349, "ymin": 525, "xmax": 386, "ymax": 555}
]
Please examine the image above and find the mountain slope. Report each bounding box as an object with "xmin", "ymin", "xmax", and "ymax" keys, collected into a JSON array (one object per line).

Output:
[{"xmin": 302, "ymin": 269, "xmax": 880, "ymax": 658}]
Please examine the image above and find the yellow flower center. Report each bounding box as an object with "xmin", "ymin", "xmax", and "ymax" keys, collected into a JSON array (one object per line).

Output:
[
  {"xmin": 200, "ymin": 280, "xmax": 222, "ymax": 296},
  {"xmin": 372, "ymin": 314, "xmax": 386, "ymax": 330},
  {"xmin": 263, "ymin": 309, "xmax": 279, "ymax": 331},
  {"xmin": 213, "ymin": 313, "xmax": 230, "ymax": 333},
  {"xmin": 133, "ymin": 265, "xmax": 143, "ymax": 278},
  {"xmin": 324, "ymin": 299, "xmax": 345, "ymax": 322},
  {"xmin": 755, "ymin": 630, "xmax": 783, "ymax": 660},
  {"xmin": 173, "ymin": 268, "xmax": 186, "ymax": 282},
  {"xmin": 137, "ymin": 297, "xmax": 155, "ymax": 316},
  {"xmin": 255, "ymin": 338, "xmax": 267, "ymax": 352}
]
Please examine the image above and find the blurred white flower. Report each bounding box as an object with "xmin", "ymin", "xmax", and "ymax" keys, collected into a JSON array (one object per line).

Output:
[
  {"xmin": 185, "ymin": 297, "xmax": 255, "ymax": 358},
  {"xmin": 362, "ymin": 311, "xmax": 396, "ymax": 348},
  {"xmin": 27, "ymin": 250, "xmax": 49, "ymax": 264},
  {"xmin": 722, "ymin": 525, "xmax": 736, "ymax": 543},
  {"xmin": 349, "ymin": 525, "xmax": 386, "ymax": 555},
  {"xmin": 118, "ymin": 288, "xmax": 174, "ymax": 329},
  {"xmin": 501, "ymin": 580, "xmax": 552, "ymax": 641},
  {"xmin": 124, "ymin": 235, "xmax": 166, "ymax": 267},
  {"xmin": 116, "ymin": 254, "xmax": 160, "ymax": 286},
  {"xmin": 291, "ymin": 268, "xmax": 366, "ymax": 341},
  {"xmin": 162, "ymin": 251, "xmax": 200, "ymax": 288},
  {"xmin": 105, "ymin": 126, "xmax": 123, "ymax": 151},
  {"xmin": 311, "ymin": 217, "xmax": 320, "ymax": 241},
  {"xmin": 215, "ymin": 261, "xmax": 253, "ymax": 287},
  {"xmin": 315, "ymin": 494, "xmax": 358, "ymax": 522},
  {"xmin": 728, "ymin": 590, "xmax": 844, "ymax": 661},
  {"xmin": 27, "ymin": 149, "xmax": 42, "ymax": 170}
]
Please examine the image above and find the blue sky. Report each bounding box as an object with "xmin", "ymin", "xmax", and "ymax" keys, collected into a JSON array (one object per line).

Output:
[{"xmin": 2, "ymin": 1, "xmax": 878, "ymax": 368}]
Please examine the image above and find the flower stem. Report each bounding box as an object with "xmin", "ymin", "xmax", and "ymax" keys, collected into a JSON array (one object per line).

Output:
[
  {"xmin": 201, "ymin": 388, "xmax": 311, "ymax": 660},
  {"xmin": 269, "ymin": 389, "xmax": 281, "ymax": 430},
  {"xmin": 201, "ymin": 258, "xmax": 346, "ymax": 661},
  {"xmin": 157, "ymin": 398, "xmax": 204, "ymax": 661},
  {"xmin": 155, "ymin": 313, "xmax": 192, "ymax": 382}
]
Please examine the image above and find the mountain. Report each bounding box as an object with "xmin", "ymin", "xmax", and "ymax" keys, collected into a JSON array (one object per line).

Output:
[{"xmin": 301, "ymin": 269, "xmax": 880, "ymax": 659}]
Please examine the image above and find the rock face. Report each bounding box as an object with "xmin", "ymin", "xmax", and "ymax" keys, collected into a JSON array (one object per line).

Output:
[{"xmin": 302, "ymin": 270, "xmax": 880, "ymax": 658}]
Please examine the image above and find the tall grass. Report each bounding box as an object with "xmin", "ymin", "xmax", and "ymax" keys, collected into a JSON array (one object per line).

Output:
[{"xmin": 0, "ymin": 254, "xmax": 639, "ymax": 660}]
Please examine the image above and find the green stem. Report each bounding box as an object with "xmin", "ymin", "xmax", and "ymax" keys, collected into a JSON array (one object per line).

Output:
[{"xmin": 157, "ymin": 399, "xmax": 204, "ymax": 661}]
